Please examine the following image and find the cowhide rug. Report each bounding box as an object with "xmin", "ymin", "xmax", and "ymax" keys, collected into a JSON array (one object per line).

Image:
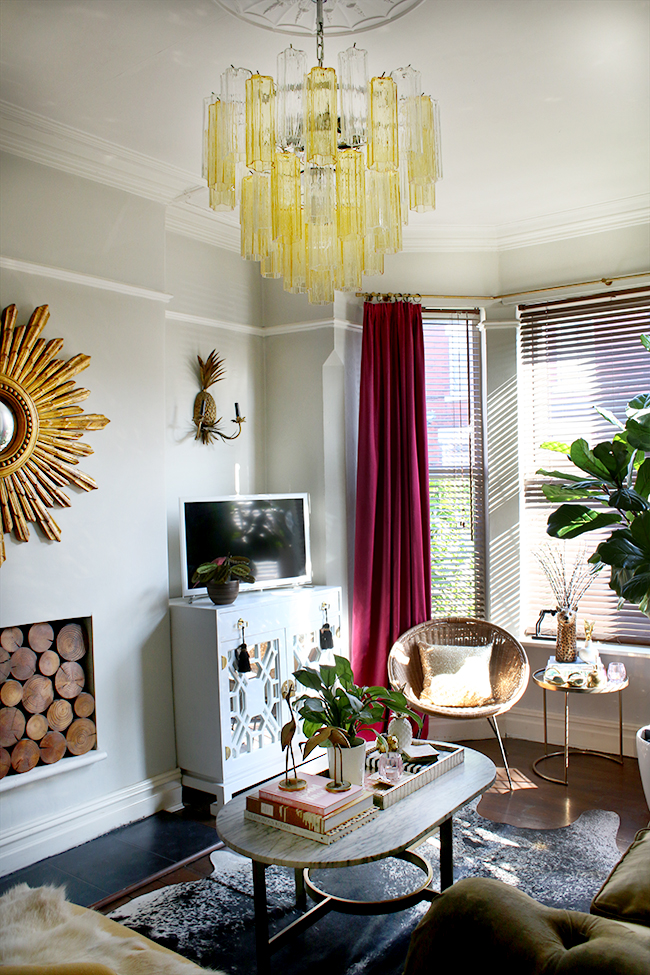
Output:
[
  {"xmin": 106, "ymin": 800, "xmax": 622, "ymax": 975},
  {"xmin": 0, "ymin": 882, "xmax": 224, "ymax": 973}
]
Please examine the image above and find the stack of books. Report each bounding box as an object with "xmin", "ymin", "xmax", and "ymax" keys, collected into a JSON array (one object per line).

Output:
[{"xmin": 244, "ymin": 772, "xmax": 377, "ymax": 844}]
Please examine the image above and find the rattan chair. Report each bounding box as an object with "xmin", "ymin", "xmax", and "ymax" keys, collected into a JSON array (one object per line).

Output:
[{"xmin": 388, "ymin": 617, "xmax": 529, "ymax": 789}]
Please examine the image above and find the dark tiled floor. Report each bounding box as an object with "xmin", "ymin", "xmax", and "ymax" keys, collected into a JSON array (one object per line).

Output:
[{"xmin": 0, "ymin": 808, "xmax": 221, "ymax": 908}]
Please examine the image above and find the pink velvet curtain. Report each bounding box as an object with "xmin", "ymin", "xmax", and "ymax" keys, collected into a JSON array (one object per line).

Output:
[{"xmin": 351, "ymin": 300, "xmax": 432, "ymax": 689}]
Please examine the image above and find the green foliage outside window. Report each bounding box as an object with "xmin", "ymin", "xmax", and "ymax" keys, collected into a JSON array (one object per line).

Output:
[{"xmin": 430, "ymin": 476, "xmax": 477, "ymax": 617}]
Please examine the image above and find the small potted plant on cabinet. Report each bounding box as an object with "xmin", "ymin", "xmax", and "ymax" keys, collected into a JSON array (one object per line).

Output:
[
  {"xmin": 293, "ymin": 654, "xmax": 423, "ymax": 785},
  {"xmin": 191, "ymin": 554, "xmax": 255, "ymax": 605}
]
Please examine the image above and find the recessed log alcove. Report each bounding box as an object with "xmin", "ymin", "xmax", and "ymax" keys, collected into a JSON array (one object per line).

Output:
[{"xmin": 0, "ymin": 617, "xmax": 96, "ymax": 779}]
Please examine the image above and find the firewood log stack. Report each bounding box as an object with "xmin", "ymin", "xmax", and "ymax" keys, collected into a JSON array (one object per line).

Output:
[{"xmin": 0, "ymin": 621, "xmax": 96, "ymax": 777}]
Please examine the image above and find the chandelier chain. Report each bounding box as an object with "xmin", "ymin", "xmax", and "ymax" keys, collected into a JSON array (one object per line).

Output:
[{"xmin": 316, "ymin": 0, "xmax": 325, "ymax": 66}]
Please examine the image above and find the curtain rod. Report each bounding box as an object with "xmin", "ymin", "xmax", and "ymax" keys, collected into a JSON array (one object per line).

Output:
[
  {"xmin": 357, "ymin": 292, "xmax": 422, "ymax": 302},
  {"xmin": 356, "ymin": 272, "xmax": 648, "ymax": 304}
]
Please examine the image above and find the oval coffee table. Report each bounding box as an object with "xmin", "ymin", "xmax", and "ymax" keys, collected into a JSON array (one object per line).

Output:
[{"xmin": 217, "ymin": 746, "xmax": 496, "ymax": 974}]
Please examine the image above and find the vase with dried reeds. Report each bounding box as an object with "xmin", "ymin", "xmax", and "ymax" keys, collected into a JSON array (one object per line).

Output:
[{"xmin": 534, "ymin": 545, "xmax": 601, "ymax": 662}]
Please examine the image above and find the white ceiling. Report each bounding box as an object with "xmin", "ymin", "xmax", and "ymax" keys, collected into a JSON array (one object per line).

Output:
[{"xmin": 0, "ymin": 0, "xmax": 648, "ymax": 246}]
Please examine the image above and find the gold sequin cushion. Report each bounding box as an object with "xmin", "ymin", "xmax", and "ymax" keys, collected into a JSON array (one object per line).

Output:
[{"xmin": 418, "ymin": 642, "xmax": 494, "ymax": 708}]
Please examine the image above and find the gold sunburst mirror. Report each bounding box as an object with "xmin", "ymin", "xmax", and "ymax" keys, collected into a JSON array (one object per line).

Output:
[{"xmin": 0, "ymin": 304, "xmax": 110, "ymax": 564}]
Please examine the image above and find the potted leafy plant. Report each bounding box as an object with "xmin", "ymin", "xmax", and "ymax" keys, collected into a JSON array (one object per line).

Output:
[
  {"xmin": 191, "ymin": 554, "xmax": 255, "ymax": 605},
  {"xmin": 537, "ymin": 334, "xmax": 650, "ymax": 617},
  {"xmin": 293, "ymin": 654, "xmax": 423, "ymax": 784}
]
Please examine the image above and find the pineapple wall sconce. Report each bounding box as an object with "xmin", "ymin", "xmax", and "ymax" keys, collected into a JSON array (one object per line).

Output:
[
  {"xmin": 193, "ymin": 350, "xmax": 245, "ymax": 445},
  {"xmin": 0, "ymin": 304, "xmax": 110, "ymax": 565}
]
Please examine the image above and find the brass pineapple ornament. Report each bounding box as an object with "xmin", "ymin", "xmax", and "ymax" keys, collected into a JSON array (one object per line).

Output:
[
  {"xmin": 193, "ymin": 350, "xmax": 225, "ymax": 443},
  {"xmin": 191, "ymin": 350, "xmax": 245, "ymax": 444}
]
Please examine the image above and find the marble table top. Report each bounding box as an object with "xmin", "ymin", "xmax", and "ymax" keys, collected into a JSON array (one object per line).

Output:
[{"xmin": 216, "ymin": 746, "xmax": 496, "ymax": 870}]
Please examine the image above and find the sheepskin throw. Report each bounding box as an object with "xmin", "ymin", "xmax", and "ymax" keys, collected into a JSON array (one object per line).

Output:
[{"xmin": 0, "ymin": 883, "xmax": 222, "ymax": 974}]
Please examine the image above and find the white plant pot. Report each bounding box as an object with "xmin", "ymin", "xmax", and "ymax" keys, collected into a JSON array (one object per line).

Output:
[
  {"xmin": 327, "ymin": 738, "xmax": 366, "ymax": 786},
  {"xmin": 636, "ymin": 725, "xmax": 650, "ymax": 813}
]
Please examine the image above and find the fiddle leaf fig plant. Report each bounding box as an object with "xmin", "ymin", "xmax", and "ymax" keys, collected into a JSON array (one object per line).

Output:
[{"xmin": 537, "ymin": 334, "xmax": 650, "ymax": 617}]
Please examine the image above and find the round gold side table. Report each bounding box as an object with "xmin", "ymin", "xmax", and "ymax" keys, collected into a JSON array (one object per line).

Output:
[{"xmin": 532, "ymin": 669, "xmax": 629, "ymax": 786}]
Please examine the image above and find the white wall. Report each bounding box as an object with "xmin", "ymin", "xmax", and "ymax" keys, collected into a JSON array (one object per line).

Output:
[
  {"xmin": 0, "ymin": 155, "xmax": 178, "ymax": 873},
  {"xmin": 164, "ymin": 233, "xmax": 265, "ymax": 597},
  {"xmin": 369, "ymin": 249, "xmax": 497, "ymax": 300},
  {"xmin": 262, "ymin": 320, "xmax": 361, "ymax": 642},
  {"xmin": 497, "ymin": 224, "xmax": 650, "ymax": 294}
]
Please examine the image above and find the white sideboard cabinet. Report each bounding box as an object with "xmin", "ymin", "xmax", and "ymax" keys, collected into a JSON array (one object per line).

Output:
[{"xmin": 169, "ymin": 586, "xmax": 344, "ymax": 812}]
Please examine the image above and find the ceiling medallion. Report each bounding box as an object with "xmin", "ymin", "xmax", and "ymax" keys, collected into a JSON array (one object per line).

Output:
[
  {"xmin": 215, "ymin": 0, "xmax": 425, "ymax": 36},
  {"xmin": 0, "ymin": 304, "xmax": 110, "ymax": 564}
]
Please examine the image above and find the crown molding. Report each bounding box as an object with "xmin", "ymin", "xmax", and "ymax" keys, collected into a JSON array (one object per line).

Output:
[
  {"xmin": 495, "ymin": 195, "xmax": 650, "ymax": 250},
  {"xmin": 0, "ymin": 256, "xmax": 173, "ymax": 302},
  {"xmin": 2, "ymin": 101, "xmax": 648, "ymax": 254},
  {"xmin": 165, "ymin": 310, "xmax": 361, "ymax": 335},
  {"xmin": 403, "ymin": 195, "xmax": 650, "ymax": 253},
  {"xmin": 264, "ymin": 318, "xmax": 362, "ymax": 335},
  {"xmin": 0, "ymin": 100, "xmax": 194, "ymax": 204},
  {"xmin": 165, "ymin": 310, "xmax": 263, "ymax": 335},
  {"xmin": 402, "ymin": 224, "xmax": 499, "ymax": 253},
  {"xmin": 165, "ymin": 202, "xmax": 241, "ymax": 251}
]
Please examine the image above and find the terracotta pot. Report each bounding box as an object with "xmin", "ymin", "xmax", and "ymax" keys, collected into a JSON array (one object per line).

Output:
[{"xmin": 206, "ymin": 580, "xmax": 239, "ymax": 605}]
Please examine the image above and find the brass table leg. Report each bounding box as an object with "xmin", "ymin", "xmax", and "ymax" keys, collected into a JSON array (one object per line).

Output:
[
  {"xmin": 563, "ymin": 690, "xmax": 569, "ymax": 785},
  {"xmin": 619, "ymin": 691, "xmax": 624, "ymax": 761},
  {"xmin": 533, "ymin": 688, "xmax": 570, "ymax": 786},
  {"xmin": 533, "ymin": 683, "xmax": 626, "ymax": 786},
  {"xmin": 294, "ymin": 866, "xmax": 306, "ymax": 910}
]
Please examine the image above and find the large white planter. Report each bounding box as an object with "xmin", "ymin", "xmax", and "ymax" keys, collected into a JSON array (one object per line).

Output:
[
  {"xmin": 327, "ymin": 738, "xmax": 366, "ymax": 786},
  {"xmin": 636, "ymin": 725, "xmax": 650, "ymax": 813}
]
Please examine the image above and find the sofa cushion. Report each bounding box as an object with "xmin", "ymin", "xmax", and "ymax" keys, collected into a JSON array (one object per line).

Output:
[
  {"xmin": 405, "ymin": 877, "xmax": 650, "ymax": 975},
  {"xmin": 591, "ymin": 827, "xmax": 650, "ymax": 926}
]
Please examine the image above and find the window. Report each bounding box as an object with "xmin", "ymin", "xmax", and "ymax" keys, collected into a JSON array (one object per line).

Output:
[
  {"xmin": 519, "ymin": 288, "xmax": 650, "ymax": 645},
  {"xmin": 423, "ymin": 312, "xmax": 486, "ymax": 617}
]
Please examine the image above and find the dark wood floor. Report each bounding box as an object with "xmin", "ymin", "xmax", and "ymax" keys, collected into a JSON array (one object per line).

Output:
[
  {"xmin": 98, "ymin": 736, "xmax": 649, "ymax": 915},
  {"xmin": 468, "ymin": 737, "xmax": 648, "ymax": 851}
]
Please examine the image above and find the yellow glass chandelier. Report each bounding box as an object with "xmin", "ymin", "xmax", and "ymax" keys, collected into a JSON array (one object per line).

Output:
[{"xmin": 204, "ymin": 0, "xmax": 441, "ymax": 304}]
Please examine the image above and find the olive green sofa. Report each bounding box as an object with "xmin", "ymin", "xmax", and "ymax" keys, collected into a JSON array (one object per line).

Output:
[{"xmin": 405, "ymin": 825, "xmax": 650, "ymax": 974}]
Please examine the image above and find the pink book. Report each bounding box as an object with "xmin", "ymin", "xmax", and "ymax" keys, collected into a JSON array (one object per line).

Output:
[{"xmin": 258, "ymin": 772, "xmax": 364, "ymax": 816}]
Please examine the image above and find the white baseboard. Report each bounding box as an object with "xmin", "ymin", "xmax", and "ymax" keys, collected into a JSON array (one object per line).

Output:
[
  {"xmin": 503, "ymin": 707, "xmax": 638, "ymax": 757},
  {"xmin": 0, "ymin": 769, "xmax": 182, "ymax": 877},
  {"xmin": 425, "ymin": 709, "xmax": 639, "ymax": 758}
]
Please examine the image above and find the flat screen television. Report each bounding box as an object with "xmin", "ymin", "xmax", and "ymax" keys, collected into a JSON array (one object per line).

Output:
[{"xmin": 179, "ymin": 493, "xmax": 312, "ymax": 598}]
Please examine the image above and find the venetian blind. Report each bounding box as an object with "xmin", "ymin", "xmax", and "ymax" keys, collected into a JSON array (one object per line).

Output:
[
  {"xmin": 422, "ymin": 311, "xmax": 486, "ymax": 618},
  {"xmin": 519, "ymin": 287, "xmax": 650, "ymax": 646}
]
